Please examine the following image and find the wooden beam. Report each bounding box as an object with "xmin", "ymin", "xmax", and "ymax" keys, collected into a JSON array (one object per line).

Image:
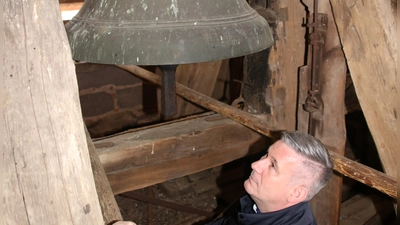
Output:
[
  {"xmin": 116, "ymin": 64, "xmax": 397, "ymax": 199},
  {"xmin": 340, "ymin": 194, "xmax": 395, "ymax": 225},
  {"xmin": 329, "ymin": 0, "xmax": 397, "ymax": 178},
  {"xmin": 257, "ymin": 0, "xmax": 307, "ymax": 130},
  {"xmin": 59, "ymin": 2, "xmax": 83, "ymax": 21},
  {"xmin": 85, "ymin": 126, "xmax": 123, "ymax": 223},
  {"xmin": 297, "ymin": 1, "xmax": 348, "ymax": 224},
  {"xmin": 330, "ymin": 151, "xmax": 396, "ymax": 199},
  {"xmin": 59, "ymin": 2, "xmax": 83, "ymax": 11},
  {"xmin": 95, "ymin": 114, "xmax": 269, "ymax": 194},
  {"xmin": 4, "ymin": 0, "xmax": 103, "ymax": 223},
  {"xmin": 173, "ymin": 60, "xmax": 229, "ymax": 118},
  {"xmin": 95, "ymin": 115, "xmax": 396, "ymax": 199},
  {"xmin": 118, "ymin": 64, "xmax": 282, "ymax": 140}
]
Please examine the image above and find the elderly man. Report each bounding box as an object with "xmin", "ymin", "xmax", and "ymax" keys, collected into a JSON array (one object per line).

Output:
[{"xmin": 113, "ymin": 131, "xmax": 333, "ymax": 225}]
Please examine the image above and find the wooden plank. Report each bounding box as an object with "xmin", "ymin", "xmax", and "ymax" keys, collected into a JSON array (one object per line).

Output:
[
  {"xmin": 329, "ymin": 0, "xmax": 397, "ymax": 178},
  {"xmin": 263, "ymin": 0, "xmax": 308, "ymax": 130},
  {"xmin": 330, "ymin": 151, "xmax": 397, "ymax": 199},
  {"xmin": 85, "ymin": 127, "xmax": 123, "ymax": 223},
  {"xmin": 59, "ymin": 2, "xmax": 84, "ymax": 11},
  {"xmin": 173, "ymin": 60, "xmax": 229, "ymax": 118},
  {"xmin": 340, "ymin": 194, "xmax": 394, "ymax": 225},
  {"xmin": 4, "ymin": 0, "xmax": 103, "ymax": 223},
  {"xmin": 95, "ymin": 114, "xmax": 268, "ymax": 194},
  {"xmin": 303, "ymin": 1, "xmax": 348, "ymax": 224},
  {"xmin": 117, "ymin": 64, "xmax": 397, "ymax": 199}
]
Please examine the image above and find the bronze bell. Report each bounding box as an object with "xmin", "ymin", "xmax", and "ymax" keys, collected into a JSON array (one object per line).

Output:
[{"xmin": 66, "ymin": 0, "xmax": 274, "ymax": 116}]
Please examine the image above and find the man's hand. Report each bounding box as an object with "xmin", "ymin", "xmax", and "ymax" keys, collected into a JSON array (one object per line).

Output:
[{"xmin": 112, "ymin": 221, "xmax": 137, "ymax": 225}]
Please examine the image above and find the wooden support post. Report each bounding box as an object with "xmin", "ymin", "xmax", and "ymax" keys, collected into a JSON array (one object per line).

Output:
[
  {"xmin": 297, "ymin": 1, "xmax": 348, "ymax": 224},
  {"xmin": 329, "ymin": 0, "xmax": 397, "ymax": 180},
  {"xmin": 248, "ymin": 0, "xmax": 307, "ymax": 131},
  {"xmin": 173, "ymin": 60, "xmax": 229, "ymax": 118},
  {"xmin": 116, "ymin": 65, "xmax": 397, "ymax": 199},
  {"xmin": 4, "ymin": 0, "xmax": 103, "ymax": 223},
  {"xmin": 85, "ymin": 127, "xmax": 123, "ymax": 223}
]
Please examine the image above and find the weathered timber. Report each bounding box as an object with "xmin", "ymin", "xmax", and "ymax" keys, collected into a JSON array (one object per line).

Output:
[
  {"xmin": 118, "ymin": 65, "xmax": 282, "ymax": 140},
  {"xmin": 117, "ymin": 64, "xmax": 397, "ymax": 199},
  {"xmin": 298, "ymin": 1, "xmax": 348, "ymax": 224},
  {"xmin": 85, "ymin": 127, "xmax": 123, "ymax": 223},
  {"xmin": 249, "ymin": 0, "xmax": 306, "ymax": 130},
  {"xmin": 340, "ymin": 193, "xmax": 395, "ymax": 225},
  {"xmin": 173, "ymin": 60, "xmax": 229, "ymax": 118},
  {"xmin": 95, "ymin": 114, "xmax": 269, "ymax": 194},
  {"xmin": 330, "ymin": 151, "xmax": 396, "ymax": 199},
  {"xmin": 4, "ymin": 0, "xmax": 103, "ymax": 223},
  {"xmin": 330, "ymin": 0, "xmax": 397, "ymax": 179}
]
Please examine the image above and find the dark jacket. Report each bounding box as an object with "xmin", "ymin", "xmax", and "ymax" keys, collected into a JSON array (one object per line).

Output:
[{"xmin": 207, "ymin": 195, "xmax": 317, "ymax": 225}]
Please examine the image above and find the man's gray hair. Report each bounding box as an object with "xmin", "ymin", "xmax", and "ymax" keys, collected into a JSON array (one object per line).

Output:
[{"xmin": 281, "ymin": 131, "xmax": 333, "ymax": 201}]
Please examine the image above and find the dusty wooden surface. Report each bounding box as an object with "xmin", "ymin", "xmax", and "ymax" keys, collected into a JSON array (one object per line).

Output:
[
  {"xmin": 85, "ymin": 127, "xmax": 123, "ymax": 223},
  {"xmin": 111, "ymin": 65, "xmax": 396, "ymax": 199},
  {"xmin": 95, "ymin": 114, "xmax": 269, "ymax": 194},
  {"xmin": 4, "ymin": 0, "xmax": 103, "ymax": 223},
  {"xmin": 330, "ymin": 151, "xmax": 396, "ymax": 199},
  {"xmin": 95, "ymin": 114, "xmax": 396, "ymax": 199},
  {"xmin": 340, "ymin": 193, "xmax": 395, "ymax": 225},
  {"xmin": 330, "ymin": 0, "xmax": 397, "ymax": 178},
  {"xmin": 297, "ymin": 1, "xmax": 348, "ymax": 224},
  {"xmin": 263, "ymin": 0, "xmax": 308, "ymax": 130}
]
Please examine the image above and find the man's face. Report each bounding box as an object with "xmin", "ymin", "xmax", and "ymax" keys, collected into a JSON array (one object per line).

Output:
[{"xmin": 244, "ymin": 140, "xmax": 305, "ymax": 212}]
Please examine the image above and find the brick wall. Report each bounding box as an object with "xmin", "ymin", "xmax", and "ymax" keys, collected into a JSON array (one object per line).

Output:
[
  {"xmin": 76, "ymin": 63, "xmax": 160, "ymax": 137},
  {"xmin": 76, "ymin": 62, "xmax": 232, "ymax": 138}
]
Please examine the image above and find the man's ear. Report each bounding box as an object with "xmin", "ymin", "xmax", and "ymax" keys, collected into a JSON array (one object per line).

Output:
[{"xmin": 287, "ymin": 186, "xmax": 308, "ymax": 203}]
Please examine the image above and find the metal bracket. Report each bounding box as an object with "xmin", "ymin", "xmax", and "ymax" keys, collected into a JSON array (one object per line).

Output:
[{"xmin": 303, "ymin": 12, "xmax": 327, "ymax": 114}]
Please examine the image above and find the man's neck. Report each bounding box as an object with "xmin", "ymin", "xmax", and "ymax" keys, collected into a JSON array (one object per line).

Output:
[{"xmin": 253, "ymin": 198, "xmax": 300, "ymax": 213}]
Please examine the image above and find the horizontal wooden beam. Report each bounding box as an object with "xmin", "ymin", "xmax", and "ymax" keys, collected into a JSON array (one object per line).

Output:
[
  {"xmin": 329, "ymin": 151, "xmax": 397, "ymax": 199},
  {"xmin": 59, "ymin": 2, "xmax": 83, "ymax": 11},
  {"xmin": 95, "ymin": 114, "xmax": 269, "ymax": 195},
  {"xmin": 116, "ymin": 65, "xmax": 397, "ymax": 199},
  {"xmin": 118, "ymin": 65, "xmax": 282, "ymax": 140},
  {"xmin": 59, "ymin": 2, "xmax": 83, "ymax": 21}
]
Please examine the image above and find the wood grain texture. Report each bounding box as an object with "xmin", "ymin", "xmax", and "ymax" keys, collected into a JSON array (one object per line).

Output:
[
  {"xmin": 174, "ymin": 60, "xmax": 228, "ymax": 118},
  {"xmin": 330, "ymin": 151, "xmax": 396, "ymax": 199},
  {"xmin": 96, "ymin": 114, "xmax": 268, "ymax": 194},
  {"xmin": 4, "ymin": 0, "xmax": 103, "ymax": 224},
  {"xmin": 118, "ymin": 64, "xmax": 282, "ymax": 140},
  {"xmin": 105, "ymin": 65, "xmax": 397, "ymax": 199},
  {"xmin": 85, "ymin": 127, "xmax": 123, "ymax": 223},
  {"xmin": 330, "ymin": 0, "xmax": 397, "ymax": 178},
  {"xmin": 265, "ymin": 0, "xmax": 308, "ymax": 130}
]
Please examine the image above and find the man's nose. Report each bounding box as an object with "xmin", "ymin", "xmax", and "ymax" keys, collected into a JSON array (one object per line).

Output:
[{"xmin": 251, "ymin": 157, "xmax": 268, "ymax": 172}]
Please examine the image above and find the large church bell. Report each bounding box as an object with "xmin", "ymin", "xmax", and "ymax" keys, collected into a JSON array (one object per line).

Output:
[{"xmin": 66, "ymin": 0, "xmax": 274, "ymax": 116}]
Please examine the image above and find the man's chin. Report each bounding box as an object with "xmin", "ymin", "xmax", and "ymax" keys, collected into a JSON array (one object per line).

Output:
[{"xmin": 243, "ymin": 179, "xmax": 252, "ymax": 193}]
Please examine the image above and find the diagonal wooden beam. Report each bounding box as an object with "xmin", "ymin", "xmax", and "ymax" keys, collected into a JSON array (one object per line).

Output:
[
  {"xmin": 329, "ymin": 0, "xmax": 397, "ymax": 179},
  {"xmin": 116, "ymin": 64, "xmax": 397, "ymax": 199}
]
